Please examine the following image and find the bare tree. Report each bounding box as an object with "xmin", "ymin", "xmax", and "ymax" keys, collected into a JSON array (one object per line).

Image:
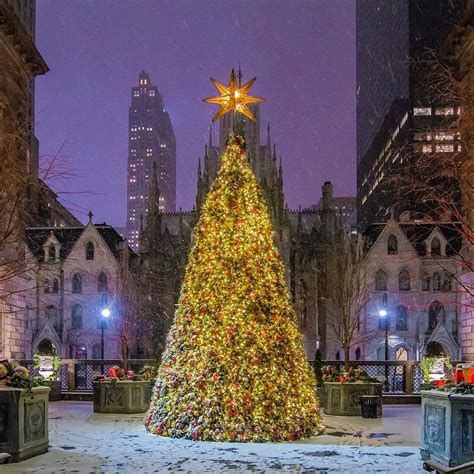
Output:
[
  {"xmin": 388, "ymin": 47, "xmax": 473, "ymax": 303},
  {"xmin": 327, "ymin": 234, "xmax": 372, "ymax": 370}
]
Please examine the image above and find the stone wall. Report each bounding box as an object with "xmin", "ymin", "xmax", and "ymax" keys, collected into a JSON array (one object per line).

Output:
[{"xmin": 460, "ymin": 271, "xmax": 474, "ymax": 361}]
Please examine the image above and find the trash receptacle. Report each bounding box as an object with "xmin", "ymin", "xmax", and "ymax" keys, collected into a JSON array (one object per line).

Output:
[{"xmin": 360, "ymin": 395, "xmax": 378, "ymax": 418}]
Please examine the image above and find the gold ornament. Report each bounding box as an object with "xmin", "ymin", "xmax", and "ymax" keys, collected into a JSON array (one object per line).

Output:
[{"xmin": 203, "ymin": 69, "xmax": 264, "ymax": 122}]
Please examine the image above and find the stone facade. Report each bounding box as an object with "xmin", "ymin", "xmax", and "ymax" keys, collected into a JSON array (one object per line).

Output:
[
  {"xmin": 359, "ymin": 214, "xmax": 463, "ymax": 361},
  {"xmin": 16, "ymin": 219, "xmax": 133, "ymax": 360}
]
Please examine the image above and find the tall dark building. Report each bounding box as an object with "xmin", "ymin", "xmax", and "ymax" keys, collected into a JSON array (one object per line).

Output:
[
  {"xmin": 356, "ymin": 0, "xmax": 466, "ymax": 231},
  {"xmin": 126, "ymin": 71, "xmax": 176, "ymax": 249}
]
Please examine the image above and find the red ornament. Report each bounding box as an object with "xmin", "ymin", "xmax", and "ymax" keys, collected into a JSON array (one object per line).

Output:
[{"xmin": 213, "ymin": 373, "xmax": 219, "ymax": 382}]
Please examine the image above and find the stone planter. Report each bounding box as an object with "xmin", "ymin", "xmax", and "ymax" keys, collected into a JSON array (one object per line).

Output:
[
  {"xmin": 316, "ymin": 386, "xmax": 327, "ymax": 408},
  {"xmin": 420, "ymin": 390, "xmax": 474, "ymax": 468},
  {"xmin": 43, "ymin": 380, "xmax": 61, "ymax": 402},
  {"xmin": 324, "ymin": 382, "xmax": 383, "ymax": 416},
  {"xmin": 93, "ymin": 380, "xmax": 151, "ymax": 414},
  {"xmin": 0, "ymin": 386, "xmax": 50, "ymax": 462}
]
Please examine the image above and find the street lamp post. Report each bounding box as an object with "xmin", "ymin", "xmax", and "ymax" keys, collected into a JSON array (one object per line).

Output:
[
  {"xmin": 379, "ymin": 309, "xmax": 389, "ymax": 391},
  {"xmin": 101, "ymin": 296, "xmax": 111, "ymax": 373}
]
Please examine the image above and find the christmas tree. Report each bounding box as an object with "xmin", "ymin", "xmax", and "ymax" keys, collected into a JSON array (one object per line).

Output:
[{"xmin": 145, "ymin": 132, "xmax": 324, "ymax": 442}]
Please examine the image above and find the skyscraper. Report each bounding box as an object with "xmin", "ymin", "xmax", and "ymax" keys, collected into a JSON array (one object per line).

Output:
[
  {"xmin": 126, "ymin": 71, "xmax": 176, "ymax": 249},
  {"xmin": 356, "ymin": 0, "xmax": 466, "ymax": 231}
]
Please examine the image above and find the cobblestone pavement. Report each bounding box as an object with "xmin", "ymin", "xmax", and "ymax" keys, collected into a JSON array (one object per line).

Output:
[{"xmin": 6, "ymin": 402, "xmax": 424, "ymax": 473}]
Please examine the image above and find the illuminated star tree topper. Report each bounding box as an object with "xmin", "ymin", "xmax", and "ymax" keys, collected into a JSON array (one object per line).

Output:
[{"xmin": 203, "ymin": 69, "xmax": 264, "ymax": 122}]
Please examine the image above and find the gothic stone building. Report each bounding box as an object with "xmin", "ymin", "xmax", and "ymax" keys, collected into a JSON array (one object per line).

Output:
[
  {"xmin": 359, "ymin": 213, "xmax": 463, "ymax": 361},
  {"xmin": 23, "ymin": 219, "xmax": 132, "ymax": 360},
  {"xmin": 139, "ymin": 114, "xmax": 349, "ymax": 360}
]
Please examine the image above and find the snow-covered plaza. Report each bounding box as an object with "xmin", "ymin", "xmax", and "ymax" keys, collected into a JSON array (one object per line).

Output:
[{"xmin": 7, "ymin": 402, "xmax": 424, "ymax": 473}]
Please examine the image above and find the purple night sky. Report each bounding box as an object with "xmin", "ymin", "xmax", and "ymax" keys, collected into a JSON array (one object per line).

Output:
[{"xmin": 35, "ymin": 0, "xmax": 355, "ymax": 227}]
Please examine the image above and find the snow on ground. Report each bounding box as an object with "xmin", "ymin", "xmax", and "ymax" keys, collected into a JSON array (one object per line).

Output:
[{"xmin": 8, "ymin": 402, "xmax": 424, "ymax": 473}]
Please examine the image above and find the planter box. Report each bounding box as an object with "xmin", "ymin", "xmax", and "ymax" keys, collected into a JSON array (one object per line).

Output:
[
  {"xmin": 93, "ymin": 381, "xmax": 151, "ymax": 414},
  {"xmin": 316, "ymin": 386, "xmax": 327, "ymax": 408},
  {"xmin": 420, "ymin": 390, "xmax": 474, "ymax": 468},
  {"xmin": 43, "ymin": 380, "xmax": 61, "ymax": 402},
  {"xmin": 324, "ymin": 382, "xmax": 383, "ymax": 416},
  {"xmin": 0, "ymin": 386, "xmax": 50, "ymax": 462}
]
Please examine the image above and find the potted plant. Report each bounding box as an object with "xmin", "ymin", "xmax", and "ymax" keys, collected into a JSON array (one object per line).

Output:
[
  {"xmin": 92, "ymin": 365, "xmax": 153, "ymax": 414},
  {"xmin": 33, "ymin": 352, "xmax": 61, "ymax": 402},
  {"xmin": 420, "ymin": 358, "xmax": 474, "ymax": 468},
  {"xmin": 323, "ymin": 365, "xmax": 382, "ymax": 416},
  {"xmin": 0, "ymin": 360, "xmax": 50, "ymax": 462}
]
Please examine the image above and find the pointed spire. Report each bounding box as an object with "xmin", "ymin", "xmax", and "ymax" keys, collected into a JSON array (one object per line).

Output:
[
  {"xmin": 208, "ymin": 125, "xmax": 213, "ymax": 148},
  {"xmin": 197, "ymin": 157, "xmax": 202, "ymax": 179},
  {"xmin": 88, "ymin": 210, "xmax": 93, "ymax": 223},
  {"xmin": 266, "ymin": 123, "xmax": 271, "ymax": 149},
  {"xmin": 278, "ymin": 156, "xmax": 283, "ymax": 178},
  {"xmin": 238, "ymin": 61, "xmax": 243, "ymax": 86},
  {"xmin": 273, "ymin": 144, "xmax": 277, "ymax": 161}
]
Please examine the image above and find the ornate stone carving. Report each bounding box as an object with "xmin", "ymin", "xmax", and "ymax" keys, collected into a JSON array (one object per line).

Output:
[
  {"xmin": 24, "ymin": 401, "xmax": 45, "ymax": 443},
  {"xmin": 424, "ymin": 405, "xmax": 445, "ymax": 450}
]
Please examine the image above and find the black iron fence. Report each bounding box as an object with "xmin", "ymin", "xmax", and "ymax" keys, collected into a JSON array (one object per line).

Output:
[{"xmin": 18, "ymin": 359, "xmax": 442, "ymax": 394}]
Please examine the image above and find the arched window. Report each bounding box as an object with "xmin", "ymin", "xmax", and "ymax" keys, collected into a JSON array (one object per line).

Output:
[
  {"xmin": 52, "ymin": 278, "xmax": 59, "ymax": 293},
  {"xmin": 375, "ymin": 270, "xmax": 387, "ymax": 291},
  {"xmin": 48, "ymin": 244, "xmax": 56, "ymax": 262},
  {"xmin": 335, "ymin": 351, "xmax": 341, "ymax": 361},
  {"xmin": 71, "ymin": 304, "xmax": 83, "ymax": 329},
  {"xmin": 433, "ymin": 272, "xmax": 441, "ymax": 291},
  {"xmin": 396, "ymin": 347, "xmax": 408, "ymax": 361},
  {"xmin": 97, "ymin": 272, "xmax": 108, "ymax": 293},
  {"xmin": 44, "ymin": 279, "xmax": 50, "ymax": 294},
  {"xmin": 399, "ymin": 269, "xmax": 410, "ymax": 291},
  {"xmin": 46, "ymin": 305, "xmax": 58, "ymax": 329},
  {"xmin": 355, "ymin": 347, "xmax": 361, "ymax": 361},
  {"xmin": 387, "ymin": 234, "xmax": 398, "ymax": 255},
  {"xmin": 442, "ymin": 273, "xmax": 452, "ymax": 291},
  {"xmin": 86, "ymin": 241, "xmax": 95, "ymax": 260},
  {"xmin": 431, "ymin": 237, "xmax": 441, "ymax": 256},
  {"xmin": 382, "ymin": 293, "xmax": 388, "ymax": 306},
  {"xmin": 72, "ymin": 273, "xmax": 82, "ymax": 293},
  {"xmin": 428, "ymin": 301, "xmax": 445, "ymax": 330},
  {"xmin": 396, "ymin": 305, "xmax": 408, "ymax": 331},
  {"xmin": 422, "ymin": 273, "xmax": 431, "ymax": 291}
]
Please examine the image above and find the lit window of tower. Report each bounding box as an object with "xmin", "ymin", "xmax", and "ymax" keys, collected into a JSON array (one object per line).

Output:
[{"xmin": 125, "ymin": 70, "xmax": 176, "ymax": 250}]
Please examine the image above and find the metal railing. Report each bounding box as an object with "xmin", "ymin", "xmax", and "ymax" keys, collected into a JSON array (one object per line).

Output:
[{"xmin": 17, "ymin": 359, "xmax": 450, "ymax": 394}]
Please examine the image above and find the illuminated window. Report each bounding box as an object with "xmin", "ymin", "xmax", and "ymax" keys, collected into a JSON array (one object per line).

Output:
[
  {"xmin": 436, "ymin": 144, "xmax": 454, "ymax": 153},
  {"xmin": 133, "ymin": 90, "xmax": 139, "ymax": 97},
  {"xmin": 422, "ymin": 144, "xmax": 432, "ymax": 153},
  {"xmin": 414, "ymin": 132, "xmax": 432, "ymax": 141},
  {"xmin": 435, "ymin": 107, "xmax": 454, "ymax": 116},
  {"xmin": 414, "ymin": 107, "xmax": 431, "ymax": 116},
  {"xmin": 434, "ymin": 132, "xmax": 454, "ymax": 141},
  {"xmin": 149, "ymin": 90, "xmax": 155, "ymax": 96}
]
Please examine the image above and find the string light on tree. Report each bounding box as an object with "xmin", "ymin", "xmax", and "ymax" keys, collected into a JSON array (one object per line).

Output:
[{"xmin": 145, "ymin": 71, "xmax": 324, "ymax": 442}]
